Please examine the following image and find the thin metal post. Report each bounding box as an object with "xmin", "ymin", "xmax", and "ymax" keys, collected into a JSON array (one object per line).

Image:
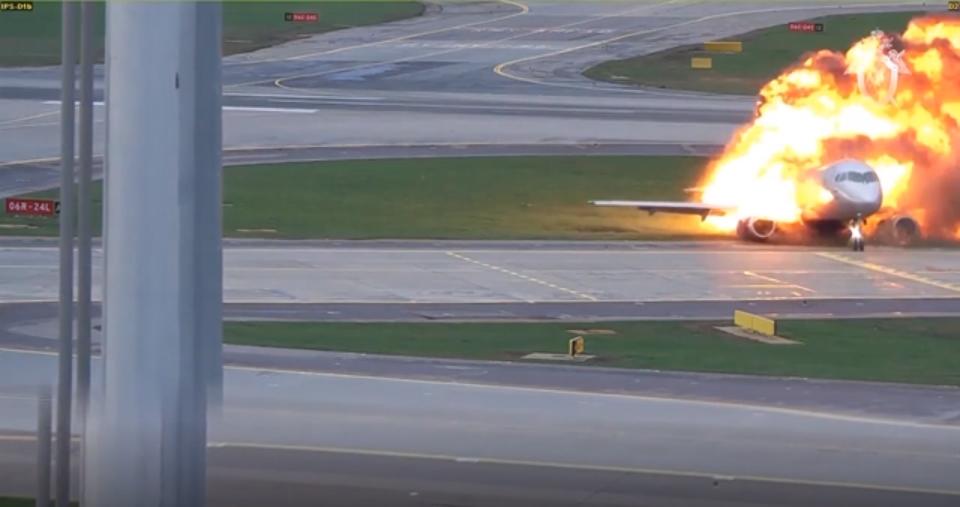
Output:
[
  {"xmin": 76, "ymin": 4, "xmax": 95, "ymax": 505},
  {"xmin": 56, "ymin": 1, "xmax": 78, "ymax": 507},
  {"xmin": 77, "ymin": 0, "xmax": 95, "ymax": 433},
  {"xmin": 36, "ymin": 386, "xmax": 52, "ymax": 507}
]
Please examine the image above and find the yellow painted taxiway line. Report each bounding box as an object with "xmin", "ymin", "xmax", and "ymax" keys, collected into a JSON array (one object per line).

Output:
[
  {"xmin": 227, "ymin": 0, "xmax": 532, "ymax": 87},
  {"xmin": 270, "ymin": 0, "xmax": 663, "ymax": 94},
  {"xmin": 816, "ymin": 252, "xmax": 960, "ymax": 295},
  {"xmin": 493, "ymin": 1, "xmax": 926, "ymax": 92},
  {"xmin": 743, "ymin": 270, "xmax": 816, "ymax": 294},
  {"xmin": 446, "ymin": 250, "xmax": 597, "ymax": 301}
]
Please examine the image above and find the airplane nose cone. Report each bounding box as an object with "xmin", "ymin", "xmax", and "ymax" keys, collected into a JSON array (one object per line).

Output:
[
  {"xmin": 851, "ymin": 186, "xmax": 883, "ymax": 214},
  {"xmin": 834, "ymin": 183, "xmax": 882, "ymax": 216}
]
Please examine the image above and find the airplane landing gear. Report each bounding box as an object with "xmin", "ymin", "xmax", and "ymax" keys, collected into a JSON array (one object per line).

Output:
[{"xmin": 850, "ymin": 215, "xmax": 865, "ymax": 252}]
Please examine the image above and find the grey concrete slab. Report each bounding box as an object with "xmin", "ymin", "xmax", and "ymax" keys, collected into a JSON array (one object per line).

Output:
[{"xmin": 1, "ymin": 243, "xmax": 959, "ymax": 304}]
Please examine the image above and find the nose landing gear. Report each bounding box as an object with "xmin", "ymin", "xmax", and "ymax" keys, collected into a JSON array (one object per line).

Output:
[{"xmin": 850, "ymin": 215, "xmax": 865, "ymax": 252}]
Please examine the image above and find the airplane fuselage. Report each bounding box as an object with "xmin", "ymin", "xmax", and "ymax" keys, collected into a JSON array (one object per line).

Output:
[{"xmin": 799, "ymin": 159, "xmax": 883, "ymax": 225}]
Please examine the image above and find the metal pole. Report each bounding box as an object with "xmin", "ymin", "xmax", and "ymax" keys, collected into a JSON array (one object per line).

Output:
[
  {"xmin": 76, "ymin": 3, "xmax": 95, "ymax": 505},
  {"xmin": 56, "ymin": 1, "xmax": 78, "ymax": 506},
  {"xmin": 77, "ymin": 0, "xmax": 94, "ymax": 435},
  {"xmin": 197, "ymin": 0, "xmax": 224, "ymax": 412},
  {"xmin": 36, "ymin": 386, "xmax": 52, "ymax": 507}
]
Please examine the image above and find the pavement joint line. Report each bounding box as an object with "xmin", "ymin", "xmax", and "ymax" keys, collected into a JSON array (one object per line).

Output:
[
  {"xmin": 226, "ymin": 0, "xmax": 532, "ymax": 86},
  {"xmin": 492, "ymin": 1, "xmax": 934, "ymax": 92},
  {"xmin": 446, "ymin": 251, "xmax": 597, "ymax": 301},
  {"xmin": 270, "ymin": 0, "xmax": 668, "ymax": 93},
  {"xmin": 2, "ymin": 345, "xmax": 958, "ymax": 431},
  {"xmin": 816, "ymin": 252, "xmax": 960, "ymax": 295}
]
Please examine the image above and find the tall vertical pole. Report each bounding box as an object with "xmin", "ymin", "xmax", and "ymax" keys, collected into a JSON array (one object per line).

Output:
[
  {"xmin": 77, "ymin": 0, "xmax": 95, "ymax": 438},
  {"xmin": 197, "ymin": 0, "xmax": 224, "ymax": 413},
  {"xmin": 83, "ymin": 2, "xmax": 222, "ymax": 506},
  {"xmin": 76, "ymin": 3, "xmax": 95, "ymax": 505},
  {"xmin": 56, "ymin": 1, "xmax": 78, "ymax": 506},
  {"xmin": 36, "ymin": 385, "xmax": 52, "ymax": 507}
]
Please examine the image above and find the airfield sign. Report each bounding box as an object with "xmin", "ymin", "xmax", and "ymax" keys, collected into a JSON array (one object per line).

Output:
[{"xmin": 5, "ymin": 197, "xmax": 58, "ymax": 217}]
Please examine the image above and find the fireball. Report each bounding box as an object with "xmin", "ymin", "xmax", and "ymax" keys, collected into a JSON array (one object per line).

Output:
[{"xmin": 699, "ymin": 15, "xmax": 960, "ymax": 239}]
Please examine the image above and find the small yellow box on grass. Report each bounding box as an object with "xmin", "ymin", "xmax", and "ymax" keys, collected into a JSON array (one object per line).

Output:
[
  {"xmin": 568, "ymin": 336, "xmax": 585, "ymax": 357},
  {"xmin": 691, "ymin": 57, "xmax": 713, "ymax": 69},
  {"xmin": 704, "ymin": 41, "xmax": 742, "ymax": 53}
]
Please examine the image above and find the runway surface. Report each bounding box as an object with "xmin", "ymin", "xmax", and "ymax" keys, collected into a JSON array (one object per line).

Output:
[
  {"xmin": 0, "ymin": 0, "xmax": 942, "ymax": 163},
  {"xmin": 1, "ymin": 348, "xmax": 959, "ymax": 506},
  {"xmin": 1, "ymin": 241, "xmax": 959, "ymax": 305}
]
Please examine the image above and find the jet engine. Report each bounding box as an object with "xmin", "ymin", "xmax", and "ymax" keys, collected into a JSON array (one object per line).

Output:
[
  {"xmin": 876, "ymin": 215, "xmax": 921, "ymax": 245},
  {"xmin": 736, "ymin": 218, "xmax": 777, "ymax": 242}
]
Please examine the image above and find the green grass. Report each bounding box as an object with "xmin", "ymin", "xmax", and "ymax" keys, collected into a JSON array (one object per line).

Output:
[
  {"xmin": 225, "ymin": 318, "xmax": 960, "ymax": 386},
  {"xmin": 0, "ymin": 1, "xmax": 424, "ymax": 66},
  {"xmin": 0, "ymin": 156, "xmax": 721, "ymax": 240},
  {"xmin": 584, "ymin": 11, "xmax": 929, "ymax": 95},
  {"xmin": 0, "ymin": 498, "xmax": 74, "ymax": 507}
]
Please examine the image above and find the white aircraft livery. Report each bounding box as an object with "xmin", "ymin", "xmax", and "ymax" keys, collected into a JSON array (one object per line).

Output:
[{"xmin": 590, "ymin": 159, "xmax": 921, "ymax": 251}]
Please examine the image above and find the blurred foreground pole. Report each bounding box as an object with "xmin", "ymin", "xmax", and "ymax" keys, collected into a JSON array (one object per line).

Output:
[
  {"xmin": 37, "ymin": 386, "xmax": 52, "ymax": 507},
  {"xmin": 55, "ymin": 1, "xmax": 77, "ymax": 506},
  {"xmin": 76, "ymin": 2, "xmax": 95, "ymax": 504},
  {"xmin": 83, "ymin": 2, "xmax": 223, "ymax": 506},
  {"xmin": 77, "ymin": 0, "xmax": 95, "ymax": 434}
]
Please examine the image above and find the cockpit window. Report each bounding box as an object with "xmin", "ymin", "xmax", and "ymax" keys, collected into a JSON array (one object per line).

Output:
[{"xmin": 835, "ymin": 171, "xmax": 878, "ymax": 183}]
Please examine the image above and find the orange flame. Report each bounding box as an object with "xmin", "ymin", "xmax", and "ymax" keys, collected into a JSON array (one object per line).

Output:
[{"xmin": 699, "ymin": 15, "xmax": 960, "ymax": 239}]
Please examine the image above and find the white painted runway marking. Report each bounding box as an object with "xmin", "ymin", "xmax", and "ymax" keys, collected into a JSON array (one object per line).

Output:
[
  {"xmin": 42, "ymin": 100, "xmax": 104, "ymax": 107},
  {"xmin": 222, "ymin": 106, "xmax": 317, "ymax": 114},
  {"xmin": 224, "ymin": 92, "xmax": 383, "ymax": 101},
  {"xmin": 41, "ymin": 100, "xmax": 318, "ymax": 114}
]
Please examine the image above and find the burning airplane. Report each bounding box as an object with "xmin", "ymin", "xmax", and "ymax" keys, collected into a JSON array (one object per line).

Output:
[{"xmin": 593, "ymin": 15, "xmax": 960, "ymax": 251}]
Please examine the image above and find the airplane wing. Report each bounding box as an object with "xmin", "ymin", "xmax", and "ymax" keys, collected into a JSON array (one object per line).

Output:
[{"xmin": 589, "ymin": 200, "xmax": 737, "ymax": 220}]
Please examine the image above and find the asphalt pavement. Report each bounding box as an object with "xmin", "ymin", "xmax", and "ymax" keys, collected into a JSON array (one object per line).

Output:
[
  {"xmin": 2, "ymin": 348, "xmax": 960, "ymax": 506},
  {"xmin": 1, "ymin": 241, "xmax": 959, "ymax": 304},
  {"xmin": 0, "ymin": 0, "xmax": 943, "ymax": 163}
]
